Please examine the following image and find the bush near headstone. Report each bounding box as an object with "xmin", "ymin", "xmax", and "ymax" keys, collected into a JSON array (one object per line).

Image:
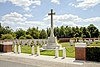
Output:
[{"xmin": 86, "ymin": 46, "xmax": 100, "ymax": 62}]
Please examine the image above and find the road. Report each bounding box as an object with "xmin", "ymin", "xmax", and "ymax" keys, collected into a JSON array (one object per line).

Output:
[{"xmin": 0, "ymin": 60, "xmax": 39, "ymax": 67}]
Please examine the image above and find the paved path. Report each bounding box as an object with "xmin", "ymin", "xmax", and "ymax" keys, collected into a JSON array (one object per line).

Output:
[
  {"xmin": 0, "ymin": 52, "xmax": 100, "ymax": 67},
  {"xmin": 0, "ymin": 60, "xmax": 39, "ymax": 67}
]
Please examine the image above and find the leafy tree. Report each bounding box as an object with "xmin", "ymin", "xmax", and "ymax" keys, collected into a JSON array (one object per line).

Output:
[
  {"xmin": 59, "ymin": 26, "xmax": 66, "ymax": 38},
  {"xmin": 27, "ymin": 27, "xmax": 40, "ymax": 39},
  {"xmin": 19, "ymin": 36, "xmax": 26, "ymax": 39},
  {"xmin": 15, "ymin": 28, "xmax": 26, "ymax": 39},
  {"xmin": 47, "ymin": 28, "xmax": 51, "ymax": 37},
  {"xmin": 39, "ymin": 29, "xmax": 47, "ymax": 39},
  {"xmin": 82, "ymin": 27, "xmax": 91, "ymax": 38},
  {"xmin": 54, "ymin": 27, "xmax": 60, "ymax": 37},
  {"xmin": 87, "ymin": 24, "xmax": 99, "ymax": 38},
  {"xmin": 0, "ymin": 24, "xmax": 12, "ymax": 38},
  {"xmin": 25, "ymin": 35, "xmax": 33, "ymax": 39},
  {"xmin": 1, "ymin": 34, "xmax": 14, "ymax": 40}
]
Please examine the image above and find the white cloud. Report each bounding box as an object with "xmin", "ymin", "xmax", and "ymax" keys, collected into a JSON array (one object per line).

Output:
[
  {"xmin": 1, "ymin": 12, "xmax": 47, "ymax": 30},
  {"xmin": 43, "ymin": 14, "xmax": 82, "ymax": 23},
  {"xmin": 70, "ymin": 0, "xmax": 100, "ymax": 10},
  {"xmin": 43, "ymin": 13, "xmax": 100, "ymax": 28},
  {"xmin": 24, "ymin": 14, "xmax": 33, "ymax": 18},
  {"xmin": 51, "ymin": 0, "xmax": 60, "ymax": 4},
  {"xmin": 2, "ymin": 12, "xmax": 26, "ymax": 22},
  {"xmin": 1, "ymin": 12, "xmax": 100, "ymax": 31},
  {"xmin": 0, "ymin": 0, "xmax": 41, "ymax": 11},
  {"xmin": 23, "ymin": 7, "xmax": 30, "ymax": 11},
  {"xmin": 83, "ymin": 17, "xmax": 100, "ymax": 22}
]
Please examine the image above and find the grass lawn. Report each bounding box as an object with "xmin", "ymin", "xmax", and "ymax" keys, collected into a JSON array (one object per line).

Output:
[
  {"xmin": 90, "ymin": 41, "xmax": 100, "ymax": 46},
  {"xmin": 12, "ymin": 42, "xmax": 75, "ymax": 58}
]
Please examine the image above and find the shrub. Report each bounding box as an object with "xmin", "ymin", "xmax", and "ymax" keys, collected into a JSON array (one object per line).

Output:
[
  {"xmin": 25, "ymin": 35, "xmax": 33, "ymax": 39},
  {"xmin": 86, "ymin": 46, "xmax": 100, "ymax": 62},
  {"xmin": 1, "ymin": 34, "xmax": 14, "ymax": 40},
  {"xmin": 19, "ymin": 36, "xmax": 26, "ymax": 39}
]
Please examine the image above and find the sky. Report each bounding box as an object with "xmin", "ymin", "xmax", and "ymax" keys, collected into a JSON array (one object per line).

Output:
[{"xmin": 0, "ymin": 0, "xmax": 100, "ymax": 31}]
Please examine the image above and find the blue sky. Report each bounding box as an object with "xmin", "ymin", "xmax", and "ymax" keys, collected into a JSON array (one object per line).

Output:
[{"xmin": 0, "ymin": 0, "xmax": 100, "ymax": 31}]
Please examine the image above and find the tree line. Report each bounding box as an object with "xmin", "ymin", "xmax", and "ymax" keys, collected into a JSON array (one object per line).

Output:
[{"xmin": 0, "ymin": 23, "xmax": 100, "ymax": 40}]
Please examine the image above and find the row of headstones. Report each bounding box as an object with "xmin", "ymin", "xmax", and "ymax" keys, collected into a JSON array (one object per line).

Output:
[
  {"xmin": 70, "ymin": 39, "xmax": 100, "ymax": 46},
  {"xmin": 13, "ymin": 39, "xmax": 48, "ymax": 46},
  {"xmin": 14, "ymin": 45, "xmax": 66, "ymax": 59}
]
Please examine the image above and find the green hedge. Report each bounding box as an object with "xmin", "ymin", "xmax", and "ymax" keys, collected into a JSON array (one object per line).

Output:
[{"xmin": 86, "ymin": 47, "xmax": 100, "ymax": 62}]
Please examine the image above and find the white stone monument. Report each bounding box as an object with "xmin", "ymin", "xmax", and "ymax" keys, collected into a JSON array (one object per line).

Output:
[{"xmin": 42, "ymin": 9, "xmax": 61, "ymax": 49}]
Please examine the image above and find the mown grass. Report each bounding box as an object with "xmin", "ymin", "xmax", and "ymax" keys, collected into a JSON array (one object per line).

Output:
[
  {"xmin": 90, "ymin": 41, "xmax": 100, "ymax": 46},
  {"xmin": 12, "ymin": 42, "xmax": 75, "ymax": 58}
]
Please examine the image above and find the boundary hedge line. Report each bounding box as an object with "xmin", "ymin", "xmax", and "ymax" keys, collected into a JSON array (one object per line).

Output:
[{"xmin": 86, "ymin": 47, "xmax": 100, "ymax": 62}]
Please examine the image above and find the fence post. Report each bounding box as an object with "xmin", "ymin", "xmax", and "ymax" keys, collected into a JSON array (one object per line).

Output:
[
  {"xmin": 18, "ymin": 45, "xmax": 21, "ymax": 54},
  {"xmin": 14, "ymin": 44, "xmax": 17, "ymax": 53},
  {"xmin": 37, "ymin": 46, "xmax": 40, "ymax": 56},
  {"xmin": 32, "ymin": 46, "xmax": 34, "ymax": 55},
  {"xmin": 55, "ymin": 47, "xmax": 59, "ymax": 58},
  {"xmin": 62, "ymin": 47, "xmax": 66, "ymax": 59}
]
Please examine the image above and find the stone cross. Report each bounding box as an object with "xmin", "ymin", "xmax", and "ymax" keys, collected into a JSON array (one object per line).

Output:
[{"xmin": 48, "ymin": 9, "xmax": 55, "ymax": 37}]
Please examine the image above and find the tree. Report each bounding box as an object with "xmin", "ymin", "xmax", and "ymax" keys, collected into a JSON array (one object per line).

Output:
[
  {"xmin": 59, "ymin": 26, "xmax": 66, "ymax": 38},
  {"xmin": 25, "ymin": 35, "xmax": 33, "ymax": 39},
  {"xmin": 54, "ymin": 27, "xmax": 60, "ymax": 38},
  {"xmin": 87, "ymin": 24, "xmax": 99, "ymax": 38},
  {"xmin": 1, "ymin": 34, "xmax": 14, "ymax": 40},
  {"xmin": 19, "ymin": 36, "xmax": 26, "ymax": 39},
  {"xmin": 26, "ymin": 27, "xmax": 40, "ymax": 39},
  {"xmin": 39, "ymin": 29, "xmax": 47, "ymax": 39},
  {"xmin": 82, "ymin": 27, "xmax": 91, "ymax": 38},
  {"xmin": 47, "ymin": 28, "xmax": 51, "ymax": 37},
  {"xmin": 0, "ymin": 24, "xmax": 12, "ymax": 38},
  {"xmin": 15, "ymin": 28, "xmax": 26, "ymax": 39}
]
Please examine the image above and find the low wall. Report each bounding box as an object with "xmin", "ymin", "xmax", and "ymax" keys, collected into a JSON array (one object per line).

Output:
[{"xmin": 75, "ymin": 43, "xmax": 100, "ymax": 62}]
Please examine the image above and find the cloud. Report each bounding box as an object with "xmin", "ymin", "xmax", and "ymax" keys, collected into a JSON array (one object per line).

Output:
[
  {"xmin": 1, "ymin": 12, "xmax": 47, "ymax": 31},
  {"xmin": 1, "ymin": 12, "xmax": 100, "ymax": 31},
  {"xmin": 0, "ymin": 0, "xmax": 41, "ymax": 11},
  {"xmin": 24, "ymin": 14, "xmax": 33, "ymax": 18},
  {"xmin": 51, "ymin": 0, "xmax": 60, "ymax": 4},
  {"xmin": 43, "ymin": 13, "xmax": 100, "ymax": 27},
  {"xmin": 43, "ymin": 14, "xmax": 82, "ymax": 23},
  {"xmin": 70, "ymin": 0, "xmax": 100, "ymax": 10},
  {"xmin": 83, "ymin": 17, "xmax": 100, "ymax": 22},
  {"xmin": 2, "ymin": 12, "xmax": 26, "ymax": 22}
]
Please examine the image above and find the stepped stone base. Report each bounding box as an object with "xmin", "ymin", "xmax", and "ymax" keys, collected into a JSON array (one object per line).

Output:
[{"xmin": 42, "ymin": 37, "xmax": 62, "ymax": 50}]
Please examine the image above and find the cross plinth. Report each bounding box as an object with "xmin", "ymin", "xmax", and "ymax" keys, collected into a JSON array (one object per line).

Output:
[
  {"xmin": 48, "ymin": 9, "xmax": 55, "ymax": 37},
  {"xmin": 41, "ymin": 9, "xmax": 62, "ymax": 50}
]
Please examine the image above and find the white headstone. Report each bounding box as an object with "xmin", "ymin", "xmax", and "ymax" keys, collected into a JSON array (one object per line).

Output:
[
  {"xmin": 79, "ymin": 40, "xmax": 83, "ymax": 43},
  {"xmin": 37, "ymin": 46, "xmax": 40, "ymax": 56},
  {"xmin": 14, "ymin": 44, "xmax": 17, "ymax": 53},
  {"xmin": 34, "ymin": 40, "xmax": 37, "ymax": 46},
  {"xmin": 32, "ymin": 46, "xmax": 34, "ymax": 55},
  {"xmin": 18, "ymin": 45, "xmax": 21, "ymax": 54},
  {"xmin": 62, "ymin": 47, "xmax": 66, "ymax": 59},
  {"xmin": 70, "ymin": 40, "xmax": 74, "ymax": 46},
  {"xmin": 75, "ymin": 43, "xmax": 87, "ymax": 47},
  {"xmin": 55, "ymin": 47, "xmax": 59, "ymax": 58}
]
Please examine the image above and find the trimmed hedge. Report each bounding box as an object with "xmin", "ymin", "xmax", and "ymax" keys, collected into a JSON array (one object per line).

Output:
[{"xmin": 86, "ymin": 47, "xmax": 100, "ymax": 62}]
